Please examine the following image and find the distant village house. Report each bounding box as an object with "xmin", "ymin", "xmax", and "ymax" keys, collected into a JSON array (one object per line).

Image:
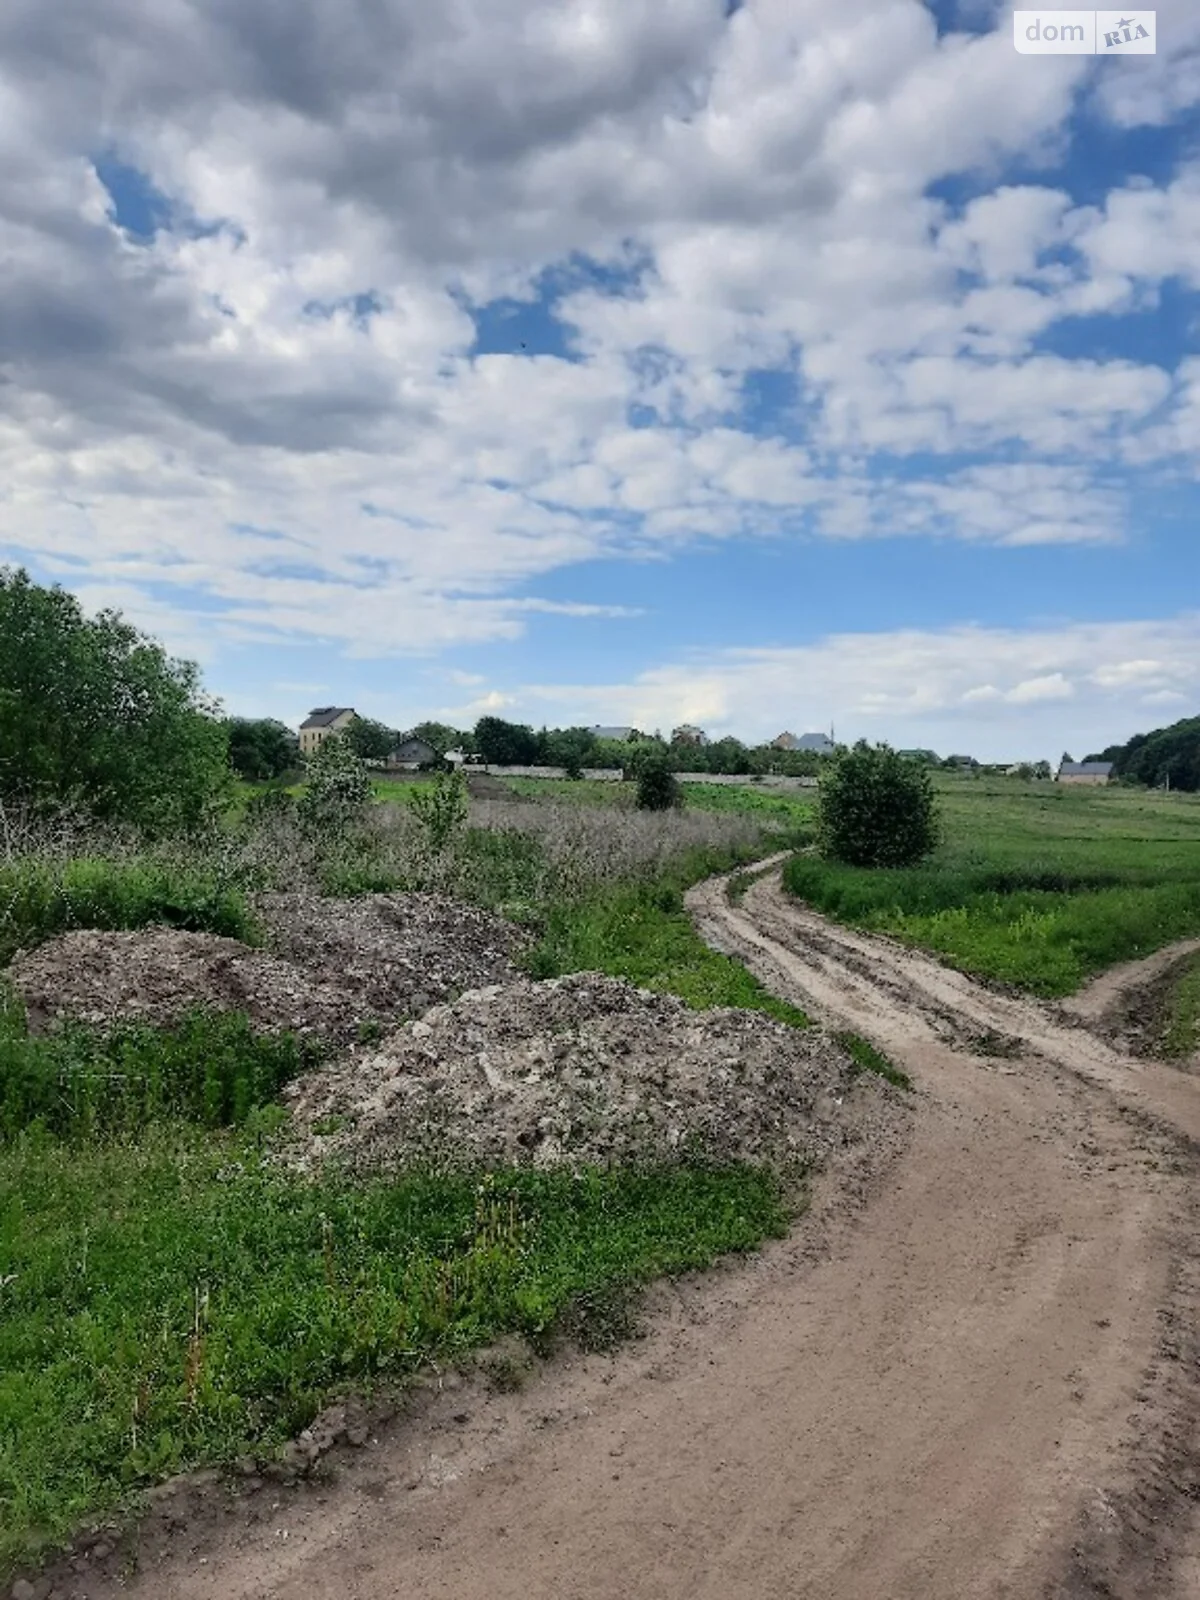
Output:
[
  {"xmin": 1056, "ymin": 760, "xmax": 1114, "ymax": 786},
  {"xmin": 298, "ymin": 707, "xmax": 356, "ymax": 756},
  {"xmin": 671, "ymin": 724, "xmax": 709, "ymax": 746},
  {"xmin": 386, "ymin": 735, "xmax": 440, "ymax": 771}
]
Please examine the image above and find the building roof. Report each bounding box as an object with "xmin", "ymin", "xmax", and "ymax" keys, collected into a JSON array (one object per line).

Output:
[
  {"xmin": 771, "ymin": 732, "xmax": 800, "ymax": 749},
  {"xmin": 299, "ymin": 706, "xmax": 354, "ymax": 730},
  {"xmin": 391, "ymin": 736, "xmax": 437, "ymax": 755},
  {"xmin": 589, "ymin": 725, "xmax": 635, "ymax": 740},
  {"xmin": 1058, "ymin": 761, "xmax": 1114, "ymax": 777},
  {"xmin": 796, "ymin": 732, "xmax": 835, "ymax": 751}
]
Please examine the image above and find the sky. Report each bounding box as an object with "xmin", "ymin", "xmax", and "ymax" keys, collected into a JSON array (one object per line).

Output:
[{"xmin": 0, "ymin": 0, "xmax": 1197, "ymax": 762}]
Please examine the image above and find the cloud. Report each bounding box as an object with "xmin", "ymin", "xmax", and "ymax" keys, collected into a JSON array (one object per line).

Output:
[
  {"xmin": 0, "ymin": 0, "xmax": 1194, "ymax": 664},
  {"xmin": 510, "ymin": 614, "xmax": 1200, "ymax": 758}
]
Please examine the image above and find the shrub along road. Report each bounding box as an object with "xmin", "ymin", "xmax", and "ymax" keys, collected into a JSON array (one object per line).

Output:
[{"xmin": 83, "ymin": 858, "xmax": 1200, "ymax": 1600}]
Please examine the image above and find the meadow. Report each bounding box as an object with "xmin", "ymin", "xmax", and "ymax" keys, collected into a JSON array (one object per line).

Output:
[
  {"xmin": 784, "ymin": 775, "xmax": 1200, "ymax": 995},
  {"xmin": 0, "ymin": 777, "xmax": 812, "ymax": 1576}
]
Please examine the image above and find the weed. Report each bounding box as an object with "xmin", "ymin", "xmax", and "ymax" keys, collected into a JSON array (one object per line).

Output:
[{"xmin": 834, "ymin": 1031, "xmax": 912, "ymax": 1089}]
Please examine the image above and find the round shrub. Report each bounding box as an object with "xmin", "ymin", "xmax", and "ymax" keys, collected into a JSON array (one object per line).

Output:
[
  {"xmin": 636, "ymin": 755, "xmax": 682, "ymax": 812},
  {"xmin": 817, "ymin": 742, "xmax": 940, "ymax": 867}
]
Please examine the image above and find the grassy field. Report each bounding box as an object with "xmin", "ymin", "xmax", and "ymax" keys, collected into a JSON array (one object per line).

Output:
[
  {"xmin": 1, "ymin": 1115, "xmax": 785, "ymax": 1573},
  {"xmin": 0, "ymin": 789, "xmax": 814, "ymax": 1578},
  {"xmin": 785, "ymin": 776, "xmax": 1200, "ymax": 995},
  {"xmin": 498, "ymin": 775, "xmax": 816, "ymax": 829},
  {"xmin": 1162, "ymin": 953, "xmax": 1200, "ymax": 1058}
]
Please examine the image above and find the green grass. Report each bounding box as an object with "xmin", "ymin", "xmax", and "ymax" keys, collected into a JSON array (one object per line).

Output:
[
  {"xmin": 1162, "ymin": 953, "xmax": 1200, "ymax": 1059},
  {"xmin": 0, "ymin": 996, "xmax": 323, "ymax": 1142},
  {"xmin": 834, "ymin": 1031, "xmax": 911, "ymax": 1090},
  {"xmin": 527, "ymin": 846, "xmax": 810, "ymax": 1027},
  {"xmin": 499, "ymin": 775, "xmax": 815, "ymax": 829},
  {"xmin": 0, "ymin": 1125, "xmax": 787, "ymax": 1575},
  {"xmin": 0, "ymin": 857, "xmax": 259, "ymax": 967},
  {"xmin": 784, "ymin": 777, "xmax": 1200, "ymax": 996}
]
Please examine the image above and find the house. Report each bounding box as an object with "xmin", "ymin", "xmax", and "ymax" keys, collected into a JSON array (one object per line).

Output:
[
  {"xmin": 1057, "ymin": 760, "xmax": 1114, "ymax": 786},
  {"xmin": 945, "ymin": 754, "xmax": 979, "ymax": 769},
  {"xmin": 796, "ymin": 732, "xmax": 835, "ymax": 755},
  {"xmin": 671, "ymin": 724, "xmax": 709, "ymax": 746},
  {"xmin": 386, "ymin": 736, "xmax": 439, "ymax": 771},
  {"xmin": 298, "ymin": 707, "xmax": 356, "ymax": 757},
  {"xmin": 771, "ymin": 732, "xmax": 800, "ymax": 751},
  {"xmin": 589, "ymin": 726, "xmax": 636, "ymax": 741}
]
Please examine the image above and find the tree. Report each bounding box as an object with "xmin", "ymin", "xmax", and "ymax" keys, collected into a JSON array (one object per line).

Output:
[
  {"xmin": 226, "ymin": 718, "xmax": 298, "ymax": 781},
  {"xmin": 635, "ymin": 749, "xmax": 682, "ymax": 811},
  {"xmin": 542, "ymin": 726, "xmax": 596, "ymax": 779},
  {"xmin": 817, "ymin": 741, "xmax": 940, "ymax": 867},
  {"xmin": 297, "ymin": 733, "xmax": 372, "ymax": 835},
  {"xmin": 474, "ymin": 715, "xmax": 539, "ymax": 766},
  {"xmin": 345, "ymin": 717, "xmax": 398, "ymax": 763},
  {"xmin": 0, "ymin": 566, "xmax": 231, "ymax": 831}
]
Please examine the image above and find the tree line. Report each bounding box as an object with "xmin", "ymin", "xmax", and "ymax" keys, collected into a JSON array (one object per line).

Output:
[{"xmin": 1090, "ymin": 715, "xmax": 1200, "ymax": 792}]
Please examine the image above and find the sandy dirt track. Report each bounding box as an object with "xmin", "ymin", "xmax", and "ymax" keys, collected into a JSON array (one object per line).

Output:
[{"xmin": 86, "ymin": 860, "xmax": 1200, "ymax": 1600}]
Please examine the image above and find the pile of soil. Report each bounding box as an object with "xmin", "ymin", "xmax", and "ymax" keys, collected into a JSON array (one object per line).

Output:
[
  {"xmin": 283, "ymin": 972, "xmax": 874, "ymax": 1172},
  {"xmin": 253, "ymin": 892, "xmax": 529, "ymax": 1018},
  {"xmin": 7, "ymin": 893, "xmax": 526, "ymax": 1044},
  {"xmin": 8, "ymin": 928, "xmax": 361, "ymax": 1042}
]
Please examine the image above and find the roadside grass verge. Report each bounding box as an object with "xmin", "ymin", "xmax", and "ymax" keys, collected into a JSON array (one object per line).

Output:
[
  {"xmin": 526, "ymin": 845, "xmax": 810, "ymax": 1027},
  {"xmin": 834, "ymin": 1031, "xmax": 912, "ymax": 1090},
  {"xmin": 1163, "ymin": 953, "xmax": 1200, "ymax": 1059},
  {"xmin": 784, "ymin": 778, "xmax": 1200, "ymax": 997},
  {"xmin": 0, "ymin": 1121, "xmax": 788, "ymax": 1577}
]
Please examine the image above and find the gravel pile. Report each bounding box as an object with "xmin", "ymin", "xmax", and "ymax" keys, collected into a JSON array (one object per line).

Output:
[
  {"xmin": 7, "ymin": 893, "xmax": 526, "ymax": 1044},
  {"xmin": 283, "ymin": 972, "xmax": 867, "ymax": 1172}
]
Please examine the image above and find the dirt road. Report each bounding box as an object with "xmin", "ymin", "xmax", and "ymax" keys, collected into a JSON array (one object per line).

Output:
[{"xmin": 91, "ymin": 860, "xmax": 1200, "ymax": 1600}]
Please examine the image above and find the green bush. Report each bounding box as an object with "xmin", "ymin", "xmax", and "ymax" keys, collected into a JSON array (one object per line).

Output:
[
  {"xmin": 409, "ymin": 770, "xmax": 469, "ymax": 852},
  {"xmin": 297, "ymin": 736, "xmax": 372, "ymax": 836},
  {"xmin": 636, "ymin": 754, "xmax": 682, "ymax": 812},
  {"xmin": 817, "ymin": 742, "xmax": 939, "ymax": 867}
]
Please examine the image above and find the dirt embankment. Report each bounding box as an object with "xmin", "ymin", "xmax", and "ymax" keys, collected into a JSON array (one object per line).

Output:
[{"xmin": 62, "ymin": 860, "xmax": 1200, "ymax": 1600}]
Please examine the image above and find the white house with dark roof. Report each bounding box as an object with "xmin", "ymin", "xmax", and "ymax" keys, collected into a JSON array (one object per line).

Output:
[{"xmin": 298, "ymin": 706, "xmax": 356, "ymax": 757}]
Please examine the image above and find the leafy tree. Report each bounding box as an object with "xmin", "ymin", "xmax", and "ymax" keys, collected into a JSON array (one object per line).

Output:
[
  {"xmin": 345, "ymin": 717, "xmax": 398, "ymax": 763},
  {"xmin": 0, "ymin": 566, "xmax": 231, "ymax": 831},
  {"xmin": 474, "ymin": 715, "xmax": 539, "ymax": 766},
  {"xmin": 542, "ymin": 726, "xmax": 597, "ymax": 779},
  {"xmin": 817, "ymin": 741, "xmax": 940, "ymax": 867},
  {"xmin": 635, "ymin": 750, "xmax": 683, "ymax": 811},
  {"xmin": 1096, "ymin": 716, "xmax": 1200, "ymax": 791},
  {"xmin": 409, "ymin": 769, "xmax": 469, "ymax": 851},
  {"xmin": 297, "ymin": 734, "xmax": 371, "ymax": 835},
  {"xmin": 226, "ymin": 718, "xmax": 298, "ymax": 781}
]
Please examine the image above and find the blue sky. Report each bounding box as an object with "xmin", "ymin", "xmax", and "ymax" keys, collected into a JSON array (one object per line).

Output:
[{"xmin": 0, "ymin": 0, "xmax": 1197, "ymax": 761}]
